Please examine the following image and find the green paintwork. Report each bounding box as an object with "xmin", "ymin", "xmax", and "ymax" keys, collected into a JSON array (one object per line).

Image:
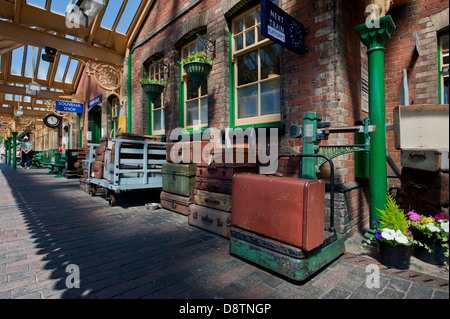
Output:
[
  {"xmin": 12, "ymin": 132, "xmax": 17, "ymax": 170},
  {"xmin": 161, "ymin": 163, "xmax": 197, "ymax": 197},
  {"xmin": 355, "ymin": 16, "xmax": 396, "ymax": 230},
  {"xmin": 229, "ymin": 233, "xmax": 345, "ymax": 281}
]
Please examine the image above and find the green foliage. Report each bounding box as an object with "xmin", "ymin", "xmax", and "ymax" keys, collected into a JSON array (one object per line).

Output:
[
  {"xmin": 377, "ymin": 192, "xmax": 409, "ymax": 237},
  {"xmin": 138, "ymin": 78, "xmax": 168, "ymax": 86},
  {"xmin": 180, "ymin": 51, "xmax": 217, "ymax": 66}
]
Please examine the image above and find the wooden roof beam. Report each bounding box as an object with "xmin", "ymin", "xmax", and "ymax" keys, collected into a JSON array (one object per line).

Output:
[{"xmin": 0, "ymin": 20, "xmax": 124, "ymax": 65}]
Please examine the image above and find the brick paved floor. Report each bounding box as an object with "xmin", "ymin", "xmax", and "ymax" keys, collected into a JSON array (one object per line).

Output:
[{"xmin": 1, "ymin": 165, "xmax": 448, "ymax": 302}]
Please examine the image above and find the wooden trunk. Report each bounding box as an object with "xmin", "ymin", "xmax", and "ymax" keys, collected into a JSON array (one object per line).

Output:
[
  {"xmin": 194, "ymin": 189, "xmax": 232, "ymax": 212},
  {"xmin": 188, "ymin": 204, "xmax": 231, "ymax": 239},
  {"xmin": 162, "ymin": 163, "xmax": 196, "ymax": 197},
  {"xmin": 160, "ymin": 191, "xmax": 194, "ymax": 216}
]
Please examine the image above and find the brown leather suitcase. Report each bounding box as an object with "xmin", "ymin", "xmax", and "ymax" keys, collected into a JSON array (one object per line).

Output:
[
  {"xmin": 195, "ymin": 177, "xmax": 232, "ymax": 195},
  {"xmin": 91, "ymin": 161, "xmax": 104, "ymax": 179},
  {"xmin": 232, "ymin": 173, "xmax": 326, "ymax": 251},
  {"xmin": 196, "ymin": 163, "xmax": 257, "ymax": 180},
  {"xmin": 194, "ymin": 189, "xmax": 232, "ymax": 212},
  {"xmin": 160, "ymin": 191, "xmax": 194, "ymax": 216},
  {"xmin": 401, "ymin": 167, "xmax": 449, "ymax": 206},
  {"xmin": 188, "ymin": 204, "xmax": 231, "ymax": 238}
]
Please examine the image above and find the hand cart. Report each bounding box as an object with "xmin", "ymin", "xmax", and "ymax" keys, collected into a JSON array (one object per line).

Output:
[{"xmin": 86, "ymin": 138, "xmax": 166, "ymax": 206}]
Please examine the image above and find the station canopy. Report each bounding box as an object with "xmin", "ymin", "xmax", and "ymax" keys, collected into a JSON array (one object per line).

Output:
[{"xmin": 0, "ymin": 0, "xmax": 150, "ymax": 129}]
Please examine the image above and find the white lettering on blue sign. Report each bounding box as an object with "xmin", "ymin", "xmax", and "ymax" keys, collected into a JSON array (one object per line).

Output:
[{"xmin": 55, "ymin": 100, "xmax": 84, "ymax": 113}]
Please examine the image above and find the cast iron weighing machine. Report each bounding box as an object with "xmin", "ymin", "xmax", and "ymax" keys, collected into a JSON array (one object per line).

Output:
[{"xmin": 229, "ymin": 112, "xmax": 376, "ymax": 281}]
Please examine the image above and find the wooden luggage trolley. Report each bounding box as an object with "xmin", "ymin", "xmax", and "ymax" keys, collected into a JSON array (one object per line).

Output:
[{"xmin": 87, "ymin": 137, "xmax": 166, "ymax": 206}]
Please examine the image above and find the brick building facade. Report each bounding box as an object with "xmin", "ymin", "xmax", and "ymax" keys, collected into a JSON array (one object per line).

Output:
[{"xmin": 74, "ymin": 0, "xmax": 449, "ymax": 239}]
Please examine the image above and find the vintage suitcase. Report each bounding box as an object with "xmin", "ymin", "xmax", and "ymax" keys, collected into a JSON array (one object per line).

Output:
[
  {"xmin": 91, "ymin": 161, "xmax": 104, "ymax": 179},
  {"xmin": 232, "ymin": 173, "xmax": 326, "ymax": 251},
  {"xmin": 401, "ymin": 167, "xmax": 449, "ymax": 206},
  {"xmin": 166, "ymin": 141, "xmax": 211, "ymax": 163},
  {"xmin": 188, "ymin": 204, "xmax": 231, "ymax": 238},
  {"xmin": 401, "ymin": 149, "xmax": 449, "ymax": 172},
  {"xmin": 162, "ymin": 163, "xmax": 197, "ymax": 197},
  {"xmin": 194, "ymin": 189, "xmax": 232, "ymax": 212},
  {"xmin": 196, "ymin": 163, "xmax": 257, "ymax": 180},
  {"xmin": 195, "ymin": 177, "xmax": 233, "ymax": 195},
  {"xmin": 160, "ymin": 191, "xmax": 194, "ymax": 216}
]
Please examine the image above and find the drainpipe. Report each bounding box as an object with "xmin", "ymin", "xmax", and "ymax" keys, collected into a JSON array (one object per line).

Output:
[
  {"xmin": 127, "ymin": 54, "xmax": 132, "ymax": 133},
  {"xmin": 355, "ymin": 16, "xmax": 396, "ymax": 235}
]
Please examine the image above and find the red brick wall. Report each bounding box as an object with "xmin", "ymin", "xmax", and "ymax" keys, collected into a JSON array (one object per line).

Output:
[{"xmin": 384, "ymin": 0, "xmax": 449, "ymax": 187}]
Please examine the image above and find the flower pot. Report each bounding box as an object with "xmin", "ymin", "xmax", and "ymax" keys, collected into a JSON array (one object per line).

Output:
[
  {"xmin": 411, "ymin": 230, "xmax": 449, "ymax": 265},
  {"xmin": 377, "ymin": 240, "xmax": 412, "ymax": 269},
  {"xmin": 183, "ymin": 61, "xmax": 212, "ymax": 89},
  {"xmin": 141, "ymin": 83, "xmax": 165, "ymax": 104}
]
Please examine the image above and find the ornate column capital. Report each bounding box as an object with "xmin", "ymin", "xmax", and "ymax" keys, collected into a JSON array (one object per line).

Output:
[{"xmin": 355, "ymin": 15, "xmax": 396, "ymax": 53}]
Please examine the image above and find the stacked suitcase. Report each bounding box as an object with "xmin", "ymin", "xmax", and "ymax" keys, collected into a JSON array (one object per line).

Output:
[
  {"xmin": 400, "ymin": 149, "xmax": 449, "ymax": 216},
  {"xmin": 188, "ymin": 145, "xmax": 257, "ymax": 239},
  {"xmin": 394, "ymin": 105, "xmax": 449, "ymax": 216},
  {"xmin": 160, "ymin": 141, "xmax": 202, "ymax": 215}
]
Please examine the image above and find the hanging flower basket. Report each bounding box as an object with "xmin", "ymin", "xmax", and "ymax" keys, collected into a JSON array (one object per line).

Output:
[
  {"xmin": 180, "ymin": 51, "xmax": 217, "ymax": 89},
  {"xmin": 139, "ymin": 79, "xmax": 167, "ymax": 104},
  {"xmin": 183, "ymin": 61, "xmax": 212, "ymax": 89}
]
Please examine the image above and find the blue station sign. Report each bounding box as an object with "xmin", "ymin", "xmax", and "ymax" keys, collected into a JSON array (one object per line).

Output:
[
  {"xmin": 260, "ymin": 0, "xmax": 307, "ymax": 55},
  {"xmin": 55, "ymin": 100, "xmax": 84, "ymax": 113},
  {"xmin": 88, "ymin": 94, "xmax": 103, "ymax": 109}
]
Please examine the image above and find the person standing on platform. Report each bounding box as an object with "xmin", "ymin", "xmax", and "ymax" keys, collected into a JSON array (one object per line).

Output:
[{"xmin": 20, "ymin": 136, "xmax": 33, "ymax": 169}]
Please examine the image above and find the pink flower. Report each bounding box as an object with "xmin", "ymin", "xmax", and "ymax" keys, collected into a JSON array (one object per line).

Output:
[
  {"xmin": 408, "ymin": 211, "xmax": 421, "ymax": 221},
  {"xmin": 433, "ymin": 212, "xmax": 444, "ymax": 220}
]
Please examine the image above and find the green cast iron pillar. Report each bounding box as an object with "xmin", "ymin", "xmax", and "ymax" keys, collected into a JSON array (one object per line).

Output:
[
  {"xmin": 6, "ymin": 137, "xmax": 12, "ymax": 166},
  {"xmin": 355, "ymin": 16, "xmax": 396, "ymax": 233},
  {"xmin": 11, "ymin": 132, "xmax": 18, "ymax": 170}
]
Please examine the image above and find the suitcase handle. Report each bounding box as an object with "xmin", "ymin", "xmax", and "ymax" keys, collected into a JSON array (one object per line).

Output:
[{"xmin": 409, "ymin": 152, "xmax": 427, "ymax": 159}]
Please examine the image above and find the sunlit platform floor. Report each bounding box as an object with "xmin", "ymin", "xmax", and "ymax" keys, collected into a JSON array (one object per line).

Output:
[{"xmin": 1, "ymin": 165, "xmax": 448, "ymax": 299}]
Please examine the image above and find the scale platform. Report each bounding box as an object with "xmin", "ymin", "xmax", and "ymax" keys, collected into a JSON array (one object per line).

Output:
[{"xmin": 229, "ymin": 227, "xmax": 345, "ymax": 282}]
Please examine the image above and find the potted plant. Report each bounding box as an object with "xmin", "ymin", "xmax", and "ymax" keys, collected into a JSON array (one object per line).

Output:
[
  {"xmin": 363, "ymin": 193, "xmax": 427, "ymax": 269},
  {"xmin": 139, "ymin": 78, "xmax": 168, "ymax": 104},
  {"xmin": 407, "ymin": 211, "xmax": 449, "ymax": 265},
  {"xmin": 180, "ymin": 51, "xmax": 217, "ymax": 89}
]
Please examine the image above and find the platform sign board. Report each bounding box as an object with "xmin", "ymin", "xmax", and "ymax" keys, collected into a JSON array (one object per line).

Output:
[
  {"xmin": 260, "ymin": 0, "xmax": 306, "ymax": 55},
  {"xmin": 55, "ymin": 100, "xmax": 84, "ymax": 113},
  {"xmin": 88, "ymin": 94, "xmax": 102, "ymax": 109}
]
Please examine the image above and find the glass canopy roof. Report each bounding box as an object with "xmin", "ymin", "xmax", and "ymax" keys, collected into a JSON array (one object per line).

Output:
[{"xmin": 0, "ymin": 0, "xmax": 146, "ymax": 126}]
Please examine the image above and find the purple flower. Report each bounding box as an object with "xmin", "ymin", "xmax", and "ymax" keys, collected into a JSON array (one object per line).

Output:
[
  {"xmin": 375, "ymin": 230, "xmax": 382, "ymax": 240},
  {"xmin": 407, "ymin": 211, "xmax": 421, "ymax": 221},
  {"xmin": 433, "ymin": 212, "xmax": 444, "ymax": 220},
  {"xmin": 406, "ymin": 229, "xmax": 412, "ymax": 236}
]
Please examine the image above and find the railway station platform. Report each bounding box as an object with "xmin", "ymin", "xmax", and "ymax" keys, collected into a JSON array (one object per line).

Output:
[{"xmin": 1, "ymin": 165, "xmax": 448, "ymax": 303}]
